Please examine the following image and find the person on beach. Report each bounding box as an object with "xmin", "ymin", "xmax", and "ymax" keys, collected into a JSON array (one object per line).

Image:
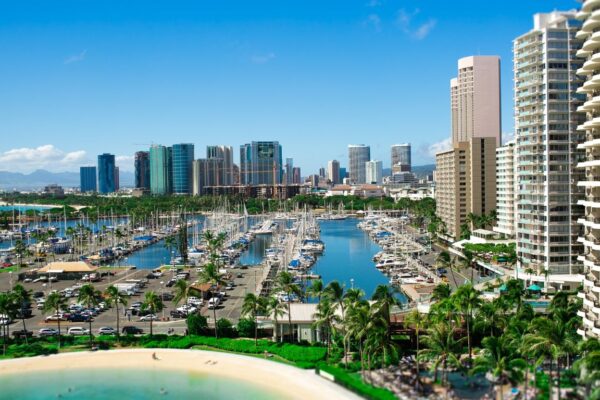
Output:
[{"xmin": 152, "ymin": 352, "xmax": 159, "ymax": 360}]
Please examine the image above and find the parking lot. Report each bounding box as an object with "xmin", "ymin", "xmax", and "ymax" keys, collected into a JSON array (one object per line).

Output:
[{"xmin": 1, "ymin": 262, "xmax": 269, "ymax": 338}]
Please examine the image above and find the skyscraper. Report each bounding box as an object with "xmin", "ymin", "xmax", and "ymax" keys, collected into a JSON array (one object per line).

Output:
[
  {"xmin": 80, "ymin": 166, "xmax": 97, "ymax": 193},
  {"xmin": 514, "ymin": 11, "xmax": 584, "ymax": 292},
  {"xmin": 285, "ymin": 158, "xmax": 294, "ymax": 184},
  {"xmin": 149, "ymin": 145, "xmax": 172, "ymax": 195},
  {"xmin": 172, "ymin": 143, "xmax": 194, "ymax": 194},
  {"xmin": 365, "ymin": 160, "xmax": 383, "ymax": 184},
  {"xmin": 240, "ymin": 141, "xmax": 283, "ymax": 185},
  {"xmin": 577, "ymin": 0, "xmax": 600, "ymax": 339},
  {"xmin": 339, "ymin": 167, "xmax": 347, "ymax": 181},
  {"xmin": 391, "ymin": 144, "xmax": 412, "ymax": 173},
  {"xmin": 97, "ymin": 153, "xmax": 116, "ymax": 194},
  {"xmin": 348, "ymin": 144, "xmax": 370, "ymax": 184},
  {"xmin": 435, "ymin": 56, "xmax": 501, "ymax": 239},
  {"xmin": 327, "ymin": 160, "xmax": 340, "ymax": 184},
  {"xmin": 134, "ymin": 151, "xmax": 150, "ymax": 190},
  {"xmin": 292, "ymin": 167, "xmax": 301, "ymax": 184},
  {"xmin": 451, "ymin": 57, "xmax": 502, "ymax": 145},
  {"xmin": 193, "ymin": 159, "xmax": 223, "ymax": 195},
  {"xmin": 207, "ymin": 145, "xmax": 234, "ymax": 185},
  {"xmin": 114, "ymin": 167, "xmax": 120, "ymax": 192}
]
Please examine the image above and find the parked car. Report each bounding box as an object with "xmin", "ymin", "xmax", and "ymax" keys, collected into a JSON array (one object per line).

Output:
[
  {"xmin": 170, "ymin": 310, "xmax": 186, "ymax": 318},
  {"xmin": 160, "ymin": 292, "xmax": 174, "ymax": 301},
  {"xmin": 38, "ymin": 328, "xmax": 59, "ymax": 337},
  {"xmin": 44, "ymin": 314, "xmax": 66, "ymax": 322},
  {"xmin": 225, "ymin": 282, "xmax": 234, "ymax": 290},
  {"xmin": 67, "ymin": 327, "xmax": 90, "ymax": 336},
  {"xmin": 122, "ymin": 326, "xmax": 143, "ymax": 335},
  {"xmin": 207, "ymin": 297, "xmax": 220, "ymax": 309},
  {"xmin": 139, "ymin": 314, "xmax": 158, "ymax": 322},
  {"xmin": 187, "ymin": 296, "xmax": 203, "ymax": 306},
  {"xmin": 68, "ymin": 314, "xmax": 92, "ymax": 322},
  {"xmin": 97, "ymin": 326, "xmax": 117, "ymax": 335},
  {"xmin": 12, "ymin": 329, "xmax": 33, "ymax": 339}
]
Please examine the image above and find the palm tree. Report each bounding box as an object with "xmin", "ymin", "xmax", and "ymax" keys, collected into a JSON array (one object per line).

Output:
[
  {"xmin": 172, "ymin": 279, "xmax": 195, "ymax": 307},
  {"xmin": 474, "ymin": 300, "xmax": 505, "ymax": 338},
  {"xmin": 431, "ymin": 283, "xmax": 452, "ymax": 302},
  {"xmin": 325, "ymin": 281, "xmax": 349, "ymax": 364},
  {"xmin": 141, "ymin": 291, "xmax": 164, "ymax": 337},
  {"xmin": 164, "ymin": 236, "xmax": 177, "ymax": 267},
  {"xmin": 10, "ymin": 284, "xmax": 31, "ymax": 344},
  {"xmin": 419, "ymin": 322, "xmax": 465, "ymax": 388},
  {"xmin": 345, "ymin": 300, "xmax": 371, "ymax": 377},
  {"xmin": 573, "ymin": 339, "xmax": 600, "ymax": 399},
  {"xmin": 313, "ymin": 299, "xmax": 340, "ymax": 358},
  {"xmin": 453, "ymin": 284, "xmax": 482, "ymax": 365},
  {"xmin": 265, "ymin": 296, "xmax": 286, "ymax": 343},
  {"xmin": 43, "ymin": 292, "xmax": 67, "ymax": 348},
  {"xmin": 471, "ymin": 334, "xmax": 527, "ymax": 400},
  {"xmin": 275, "ymin": 271, "xmax": 302, "ymax": 342},
  {"xmin": 405, "ymin": 309, "xmax": 426, "ymax": 390},
  {"xmin": 198, "ymin": 262, "xmax": 225, "ymax": 338},
  {"xmin": 104, "ymin": 285, "xmax": 128, "ymax": 340},
  {"xmin": 241, "ymin": 293, "xmax": 264, "ymax": 346},
  {"xmin": 0, "ymin": 292, "xmax": 14, "ymax": 355},
  {"xmin": 78, "ymin": 284, "xmax": 101, "ymax": 348},
  {"xmin": 306, "ymin": 279, "xmax": 324, "ymax": 305},
  {"xmin": 364, "ymin": 311, "xmax": 397, "ymax": 375}
]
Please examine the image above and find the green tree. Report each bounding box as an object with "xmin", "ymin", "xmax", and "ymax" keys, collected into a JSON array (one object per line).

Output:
[
  {"xmin": 43, "ymin": 292, "xmax": 67, "ymax": 348},
  {"xmin": 265, "ymin": 296, "xmax": 286, "ymax": 343},
  {"xmin": 141, "ymin": 291, "xmax": 164, "ymax": 337},
  {"xmin": 431, "ymin": 283, "xmax": 452, "ymax": 302},
  {"xmin": 104, "ymin": 285, "xmax": 129, "ymax": 341},
  {"xmin": 313, "ymin": 299, "xmax": 341, "ymax": 358},
  {"xmin": 471, "ymin": 335, "xmax": 527, "ymax": 400},
  {"xmin": 275, "ymin": 271, "xmax": 302, "ymax": 342},
  {"xmin": 405, "ymin": 309, "xmax": 426, "ymax": 390},
  {"xmin": 453, "ymin": 284, "xmax": 482, "ymax": 365},
  {"xmin": 419, "ymin": 322, "xmax": 465, "ymax": 387},
  {"xmin": 78, "ymin": 284, "xmax": 102, "ymax": 348},
  {"xmin": 186, "ymin": 314, "xmax": 208, "ymax": 335},
  {"xmin": 306, "ymin": 279, "xmax": 324, "ymax": 305},
  {"xmin": 198, "ymin": 263, "xmax": 225, "ymax": 338},
  {"xmin": 11, "ymin": 284, "xmax": 31, "ymax": 344},
  {"xmin": 241, "ymin": 293, "xmax": 264, "ymax": 346}
]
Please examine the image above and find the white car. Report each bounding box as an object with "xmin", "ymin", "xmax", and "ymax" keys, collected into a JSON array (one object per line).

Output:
[
  {"xmin": 97, "ymin": 326, "xmax": 116, "ymax": 335},
  {"xmin": 207, "ymin": 297, "xmax": 220, "ymax": 309},
  {"xmin": 68, "ymin": 327, "xmax": 90, "ymax": 336},
  {"xmin": 140, "ymin": 314, "xmax": 158, "ymax": 322},
  {"xmin": 187, "ymin": 297, "xmax": 203, "ymax": 306},
  {"xmin": 38, "ymin": 328, "xmax": 59, "ymax": 337},
  {"xmin": 177, "ymin": 305, "xmax": 197, "ymax": 314}
]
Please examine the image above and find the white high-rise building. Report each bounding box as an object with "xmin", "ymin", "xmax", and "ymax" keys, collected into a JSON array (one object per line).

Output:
[
  {"xmin": 365, "ymin": 160, "xmax": 383, "ymax": 185},
  {"xmin": 514, "ymin": 11, "xmax": 585, "ymax": 292},
  {"xmin": 574, "ymin": 1, "xmax": 600, "ymax": 339},
  {"xmin": 494, "ymin": 140, "xmax": 517, "ymax": 237},
  {"xmin": 348, "ymin": 145, "xmax": 370, "ymax": 184},
  {"xmin": 327, "ymin": 160, "xmax": 340, "ymax": 184}
]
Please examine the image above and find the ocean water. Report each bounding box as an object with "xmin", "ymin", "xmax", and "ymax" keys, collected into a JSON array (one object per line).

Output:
[
  {"xmin": 0, "ymin": 367, "xmax": 279, "ymax": 400},
  {"xmin": 311, "ymin": 219, "xmax": 407, "ymax": 302}
]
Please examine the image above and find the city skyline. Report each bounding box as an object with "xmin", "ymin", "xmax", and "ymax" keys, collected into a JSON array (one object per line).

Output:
[{"xmin": 0, "ymin": 0, "xmax": 580, "ymax": 174}]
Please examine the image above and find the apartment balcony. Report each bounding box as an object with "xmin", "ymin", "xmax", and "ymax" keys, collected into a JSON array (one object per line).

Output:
[{"xmin": 583, "ymin": 0, "xmax": 600, "ymax": 13}]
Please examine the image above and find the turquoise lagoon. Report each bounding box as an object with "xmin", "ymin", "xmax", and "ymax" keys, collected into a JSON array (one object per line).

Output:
[{"xmin": 0, "ymin": 367, "xmax": 279, "ymax": 400}]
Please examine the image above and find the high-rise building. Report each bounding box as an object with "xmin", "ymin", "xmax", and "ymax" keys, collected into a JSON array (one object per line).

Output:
[
  {"xmin": 171, "ymin": 143, "xmax": 194, "ymax": 195},
  {"xmin": 514, "ymin": 11, "xmax": 585, "ymax": 292},
  {"xmin": 318, "ymin": 167, "xmax": 326, "ymax": 178},
  {"xmin": 207, "ymin": 145, "xmax": 234, "ymax": 185},
  {"xmin": 240, "ymin": 141, "xmax": 283, "ymax": 185},
  {"xmin": 327, "ymin": 160, "xmax": 341, "ymax": 184},
  {"xmin": 149, "ymin": 145, "xmax": 172, "ymax": 195},
  {"xmin": 80, "ymin": 166, "xmax": 97, "ymax": 193},
  {"xmin": 339, "ymin": 167, "xmax": 347, "ymax": 181},
  {"xmin": 285, "ymin": 158, "xmax": 294, "ymax": 184},
  {"xmin": 348, "ymin": 144, "xmax": 370, "ymax": 184},
  {"xmin": 494, "ymin": 140, "xmax": 516, "ymax": 237},
  {"xmin": 435, "ymin": 56, "xmax": 501, "ymax": 240},
  {"xmin": 365, "ymin": 160, "xmax": 383, "ymax": 184},
  {"xmin": 451, "ymin": 57, "xmax": 502, "ymax": 145},
  {"xmin": 134, "ymin": 151, "xmax": 150, "ymax": 190},
  {"xmin": 193, "ymin": 159, "xmax": 224, "ymax": 195},
  {"xmin": 97, "ymin": 153, "xmax": 116, "ymax": 194},
  {"xmin": 572, "ymin": 2, "xmax": 600, "ymax": 338},
  {"xmin": 391, "ymin": 144, "xmax": 412, "ymax": 173},
  {"xmin": 114, "ymin": 167, "xmax": 120, "ymax": 192},
  {"xmin": 292, "ymin": 167, "xmax": 301, "ymax": 184}
]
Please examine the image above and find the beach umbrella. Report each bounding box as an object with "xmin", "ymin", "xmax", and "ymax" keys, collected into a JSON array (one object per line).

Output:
[
  {"xmin": 527, "ymin": 284, "xmax": 541, "ymax": 292},
  {"xmin": 499, "ymin": 284, "xmax": 507, "ymax": 292}
]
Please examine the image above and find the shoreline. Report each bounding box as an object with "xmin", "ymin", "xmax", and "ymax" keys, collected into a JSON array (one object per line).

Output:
[
  {"xmin": 0, "ymin": 348, "xmax": 361, "ymax": 400},
  {"xmin": 0, "ymin": 202, "xmax": 86, "ymax": 211}
]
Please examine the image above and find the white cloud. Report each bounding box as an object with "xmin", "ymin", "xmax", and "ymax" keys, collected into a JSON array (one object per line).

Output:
[
  {"xmin": 396, "ymin": 9, "xmax": 436, "ymax": 40},
  {"xmin": 0, "ymin": 145, "xmax": 89, "ymax": 173},
  {"xmin": 250, "ymin": 52, "xmax": 276, "ymax": 64},
  {"xmin": 64, "ymin": 49, "xmax": 87, "ymax": 65},
  {"xmin": 116, "ymin": 155, "xmax": 135, "ymax": 172},
  {"xmin": 427, "ymin": 137, "xmax": 452, "ymax": 158},
  {"xmin": 502, "ymin": 132, "xmax": 515, "ymax": 145},
  {"xmin": 363, "ymin": 14, "xmax": 382, "ymax": 32}
]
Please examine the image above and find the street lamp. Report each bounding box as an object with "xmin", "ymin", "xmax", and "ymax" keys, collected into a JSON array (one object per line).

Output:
[
  {"xmin": 8, "ymin": 271, "xmax": 13, "ymax": 290},
  {"xmin": 160, "ymin": 281, "xmax": 165, "ymax": 320}
]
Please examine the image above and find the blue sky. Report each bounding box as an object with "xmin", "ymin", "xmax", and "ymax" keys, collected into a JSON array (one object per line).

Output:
[{"xmin": 0, "ymin": 0, "xmax": 580, "ymax": 174}]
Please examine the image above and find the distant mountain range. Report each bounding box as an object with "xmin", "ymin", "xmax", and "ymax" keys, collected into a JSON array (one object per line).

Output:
[
  {"xmin": 0, "ymin": 169, "xmax": 134, "ymax": 191},
  {"xmin": 382, "ymin": 164, "xmax": 434, "ymax": 178}
]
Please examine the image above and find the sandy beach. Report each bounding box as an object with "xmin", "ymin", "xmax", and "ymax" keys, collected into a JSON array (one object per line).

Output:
[
  {"xmin": 0, "ymin": 202, "xmax": 87, "ymax": 211},
  {"xmin": 0, "ymin": 349, "xmax": 361, "ymax": 399}
]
